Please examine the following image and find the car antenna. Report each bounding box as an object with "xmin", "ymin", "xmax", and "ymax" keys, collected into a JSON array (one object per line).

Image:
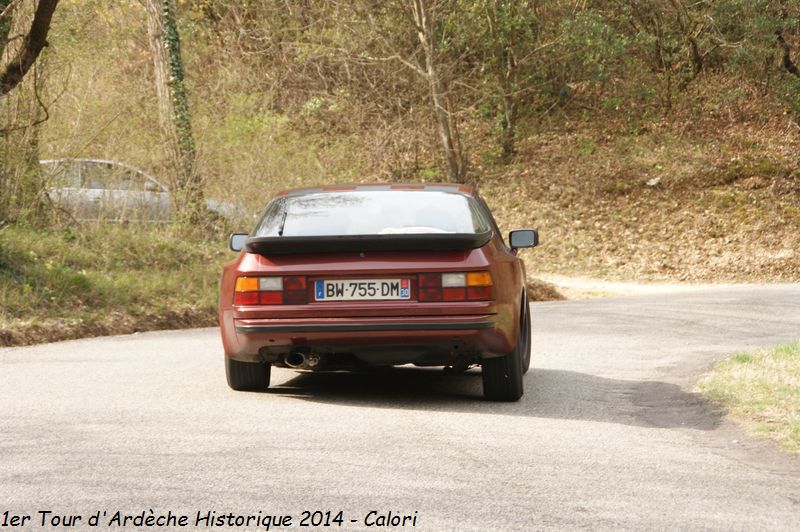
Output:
[{"xmin": 277, "ymin": 211, "xmax": 288, "ymax": 236}]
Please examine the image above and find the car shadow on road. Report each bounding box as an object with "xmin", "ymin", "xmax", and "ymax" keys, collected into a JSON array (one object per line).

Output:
[{"xmin": 267, "ymin": 367, "xmax": 722, "ymax": 430}]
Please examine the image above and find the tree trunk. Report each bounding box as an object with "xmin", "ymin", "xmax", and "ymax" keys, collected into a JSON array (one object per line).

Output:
[
  {"xmin": 411, "ymin": 0, "xmax": 465, "ymax": 182},
  {"xmin": 484, "ymin": 2, "xmax": 520, "ymax": 161},
  {"xmin": 0, "ymin": 0, "xmax": 48, "ymax": 223},
  {"xmin": 0, "ymin": 0, "xmax": 59, "ymax": 97},
  {"xmin": 500, "ymin": 93, "xmax": 517, "ymax": 161},
  {"xmin": 142, "ymin": 0, "xmax": 204, "ymax": 224},
  {"xmin": 497, "ymin": 33, "xmax": 518, "ymax": 161}
]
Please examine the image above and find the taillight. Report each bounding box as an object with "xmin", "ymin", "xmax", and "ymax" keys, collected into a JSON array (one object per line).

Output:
[
  {"xmin": 234, "ymin": 276, "xmax": 308, "ymax": 305},
  {"xmin": 418, "ymin": 273, "xmax": 443, "ymax": 302},
  {"xmin": 418, "ymin": 271, "xmax": 493, "ymax": 302},
  {"xmin": 283, "ymin": 276, "xmax": 307, "ymax": 305}
]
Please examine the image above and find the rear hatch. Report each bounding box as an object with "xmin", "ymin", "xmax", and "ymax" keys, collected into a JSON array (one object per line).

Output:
[{"xmin": 233, "ymin": 185, "xmax": 498, "ymax": 318}]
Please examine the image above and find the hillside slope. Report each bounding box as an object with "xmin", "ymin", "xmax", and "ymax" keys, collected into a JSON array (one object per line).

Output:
[{"xmin": 478, "ymin": 82, "xmax": 799, "ymax": 283}]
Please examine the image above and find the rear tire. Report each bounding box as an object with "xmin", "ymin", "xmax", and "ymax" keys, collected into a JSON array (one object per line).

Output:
[
  {"xmin": 225, "ymin": 357, "xmax": 271, "ymax": 391},
  {"xmin": 520, "ymin": 295, "xmax": 532, "ymax": 375},
  {"xmin": 482, "ymin": 292, "xmax": 529, "ymax": 401}
]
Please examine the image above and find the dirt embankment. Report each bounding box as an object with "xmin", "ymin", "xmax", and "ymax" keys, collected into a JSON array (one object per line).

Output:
[
  {"xmin": 0, "ymin": 307, "xmax": 216, "ymax": 348},
  {"xmin": 481, "ymin": 88, "xmax": 800, "ymax": 285}
]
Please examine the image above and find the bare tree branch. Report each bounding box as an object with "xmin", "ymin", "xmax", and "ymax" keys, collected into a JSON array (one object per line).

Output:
[
  {"xmin": 0, "ymin": 61, "xmax": 51, "ymax": 133},
  {"xmin": 0, "ymin": 0, "xmax": 59, "ymax": 97},
  {"xmin": 0, "ymin": 0, "xmax": 21, "ymax": 23}
]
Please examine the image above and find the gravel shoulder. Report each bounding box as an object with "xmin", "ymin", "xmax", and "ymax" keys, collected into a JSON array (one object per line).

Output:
[{"xmin": 538, "ymin": 274, "xmax": 768, "ymax": 299}]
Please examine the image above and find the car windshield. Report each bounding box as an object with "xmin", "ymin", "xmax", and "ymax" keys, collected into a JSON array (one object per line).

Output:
[
  {"xmin": 252, "ymin": 190, "xmax": 490, "ymax": 237},
  {"xmin": 80, "ymin": 162, "xmax": 155, "ymax": 191}
]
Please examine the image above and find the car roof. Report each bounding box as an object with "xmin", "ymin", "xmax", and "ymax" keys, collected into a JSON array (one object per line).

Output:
[
  {"xmin": 39, "ymin": 158, "xmax": 165, "ymax": 187},
  {"xmin": 274, "ymin": 183, "xmax": 475, "ymax": 198}
]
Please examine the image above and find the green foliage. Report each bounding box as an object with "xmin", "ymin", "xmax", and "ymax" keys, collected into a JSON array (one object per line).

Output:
[
  {"xmin": 0, "ymin": 224, "xmax": 226, "ymax": 321},
  {"xmin": 560, "ymin": 10, "xmax": 628, "ymax": 83},
  {"xmin": 781, "ymin": 76, "xmax": 800, "ymax": 116},
  {"xmin": 602, "ymin": 96, "xmax": 622, "ymax": 111},
  {"xmin": 418, "ymin": 164, "xmax": 444, "ymax": 180},
  {"xmin": 195, "ymin": 92, "xmax": 344, "ymax": 215}
]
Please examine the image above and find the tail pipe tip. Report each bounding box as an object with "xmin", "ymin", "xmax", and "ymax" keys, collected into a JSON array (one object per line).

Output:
[{"xmin": 285, "ymin": 350, "xmax": 321, "ymax": 369}]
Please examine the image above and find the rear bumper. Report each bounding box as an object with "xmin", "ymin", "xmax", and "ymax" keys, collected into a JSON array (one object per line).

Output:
[{"xmin": 223, "ymin": 313, "xmax": 513, "ymax": 364}]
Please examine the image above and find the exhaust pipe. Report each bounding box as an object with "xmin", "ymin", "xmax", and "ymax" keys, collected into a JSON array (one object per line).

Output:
[
  {"xmin": 285, "ymin": 351, "xmax": 306, "ymax": 368},
  {"xmin": 285, "ymin": 349, "xmax": 321, "ymax": 369}
]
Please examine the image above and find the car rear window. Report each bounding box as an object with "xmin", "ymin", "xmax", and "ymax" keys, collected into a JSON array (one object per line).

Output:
[{"xmin": 252, "ymin": 190, "xmax": 491, "ymax": 237}]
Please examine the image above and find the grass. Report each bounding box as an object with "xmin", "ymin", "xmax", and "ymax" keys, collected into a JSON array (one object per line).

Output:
[
  {"xmin": 0, "ymin": 224, "xmax": 230, "ymax": 346},
  {"xmin": 697, "ymin": 341, "xmax": 800, "ymax": 452}
]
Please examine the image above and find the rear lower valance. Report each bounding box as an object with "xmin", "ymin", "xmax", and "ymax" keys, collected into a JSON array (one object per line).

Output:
[{"xmin": 235, "ymin": 321, "xmax": 496, "ymax": 334}]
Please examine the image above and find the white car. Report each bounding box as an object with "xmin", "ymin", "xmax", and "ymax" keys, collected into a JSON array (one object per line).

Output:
[{"xmin": 41, "ymin": 158, "xmax": 244, "ymax": 222}]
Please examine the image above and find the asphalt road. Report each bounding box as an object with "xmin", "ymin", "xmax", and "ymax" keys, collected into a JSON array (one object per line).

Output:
[{"xmin": 1, "ymin": 286, "xmax": 799, "ymax": 531}]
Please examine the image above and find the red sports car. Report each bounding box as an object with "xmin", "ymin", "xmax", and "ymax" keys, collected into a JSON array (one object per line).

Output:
[{"xmin": 219, "ymin": 183, "xmax": 538, "ymax": 401}]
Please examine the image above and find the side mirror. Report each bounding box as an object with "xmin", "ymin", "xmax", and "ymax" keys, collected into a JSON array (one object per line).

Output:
[
  {"xmin": 509, "ymin": 229, "xmax": 539, "ymax": 250},
  {"xmin": 229, "ymin": 233, "xmax": 249, "ymax": 252}
]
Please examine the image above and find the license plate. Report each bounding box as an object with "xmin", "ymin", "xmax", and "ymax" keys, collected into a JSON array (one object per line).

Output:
[{"xmin": 315, "ymin": 279, "xmax": 410, "ymax": 301}]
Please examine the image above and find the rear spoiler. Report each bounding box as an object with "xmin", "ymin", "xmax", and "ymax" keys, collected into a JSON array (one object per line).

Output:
[{"xmin": 245, "ymin": 231, "xmax": 492, "ymax": 255}]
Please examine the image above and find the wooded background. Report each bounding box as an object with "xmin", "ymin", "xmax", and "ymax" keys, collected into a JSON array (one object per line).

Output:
[{"xmin": 1, "ymin": 0, "xmax": 799, "ymax": 233}]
